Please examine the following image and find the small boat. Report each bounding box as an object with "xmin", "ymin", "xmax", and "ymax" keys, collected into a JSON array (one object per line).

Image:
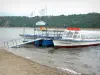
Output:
[{"xmin": 53, "ymin": 27, "xmax": 100, "ymax": 48}]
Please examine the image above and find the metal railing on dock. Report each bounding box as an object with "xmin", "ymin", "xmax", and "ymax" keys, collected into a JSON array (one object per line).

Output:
[
  {"xmin": 34, "ymin": 29, "xmax": 64, "ymax": 39},
  {"xmin": 0, "ymin": 38, "xmax": 35, "ymax": 49}
]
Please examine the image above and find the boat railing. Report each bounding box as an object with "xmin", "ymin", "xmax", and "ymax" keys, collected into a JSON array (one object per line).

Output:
[
  {"xmin": 35, "ymin": 30, "xmax": 63, "ymax": 38},
  {"xmin": 81, "ymin": 36, "xmax": 100, "ymax": 39}
]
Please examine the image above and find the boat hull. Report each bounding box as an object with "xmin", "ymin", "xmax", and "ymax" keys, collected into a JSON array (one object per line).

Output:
[{"xmin": 53, "ymin": 40, "xmax": 100, "ymax": 48}]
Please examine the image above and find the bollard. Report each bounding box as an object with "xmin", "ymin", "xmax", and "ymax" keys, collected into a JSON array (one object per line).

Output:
[
  {"xmin": 12, "ymin": 40, "xmax": 14, "ymax": 45},
  {"xmin": 6, "ymin": 41, "xmax": 9, "ymax": 48},
  {"xmin": 15, "ymin": 40, "xmax": 17, "ymax": 46},
  {"xmin": 4, "ymin": 41, "xmax": 6, "ymax": 48}
]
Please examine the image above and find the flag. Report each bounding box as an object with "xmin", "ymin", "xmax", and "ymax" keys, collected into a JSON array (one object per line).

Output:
[
  {"xmin": 40, "ymin": 26, "xmax": 46, "ymax": 31},
  {"xmin": 30, "ymin": 12, "xmax": 33, "ymax": 17},
  {"xmin": 40, "ymin": 8, "xmax": 46, "ymax": 16}
]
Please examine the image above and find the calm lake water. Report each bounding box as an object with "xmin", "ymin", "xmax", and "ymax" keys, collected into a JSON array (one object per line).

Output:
[{"xmin": 0, "ymin": 27, "xmax": 100, "ymax": 75}]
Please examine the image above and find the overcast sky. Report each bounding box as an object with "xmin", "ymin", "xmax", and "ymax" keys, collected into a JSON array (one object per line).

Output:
[{"xmin": 0, "ymin": 0, "xmax": 100, "ymax": 16}]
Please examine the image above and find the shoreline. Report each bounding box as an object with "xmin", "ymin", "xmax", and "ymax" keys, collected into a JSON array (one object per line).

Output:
[
  {"xmin": 0, "ymin": 49, "xmax": 70, "ymax": 75},
  {"xmin": 0, "ymin": 27, "xmax": 100, "ymax": 30}
]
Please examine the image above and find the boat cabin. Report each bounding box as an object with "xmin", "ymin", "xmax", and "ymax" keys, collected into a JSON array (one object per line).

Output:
[
  {"xmin": 62, "ymin": 27, "xmax": 99, "ymax": 41},
  {"xmin": 62, "ymin": 27, "xmax": 81, "ymax": 40}
]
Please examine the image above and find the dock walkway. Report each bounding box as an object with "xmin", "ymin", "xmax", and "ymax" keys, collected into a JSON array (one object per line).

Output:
[{"xmin": 0, "ymin": 38, "xmax": 37, "ymax": 48}]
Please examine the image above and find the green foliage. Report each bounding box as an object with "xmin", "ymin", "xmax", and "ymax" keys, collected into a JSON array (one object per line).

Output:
[{"xmin": 0, "ymin": 12, "xmax": 100, "ymax": 28}]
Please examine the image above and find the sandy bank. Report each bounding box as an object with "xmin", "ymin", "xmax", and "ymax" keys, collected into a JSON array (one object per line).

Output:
[{"xmin": 0, "ymin": 49, "xmax": 69, "ymax": 75}]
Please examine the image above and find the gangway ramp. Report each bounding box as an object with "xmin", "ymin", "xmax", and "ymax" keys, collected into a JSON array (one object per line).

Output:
[{"xmin": 0, "ymin": 38, "xmax": 41, "ymax": 48}]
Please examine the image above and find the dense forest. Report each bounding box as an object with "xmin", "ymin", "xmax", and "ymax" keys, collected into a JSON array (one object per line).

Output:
[{"xmin": 0, "ymin": 12, "xmax": 100, "ymax": 28}]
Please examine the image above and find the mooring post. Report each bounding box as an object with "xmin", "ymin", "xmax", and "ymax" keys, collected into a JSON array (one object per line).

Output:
[
  {"xmin": 6, "ymin": 41, "xmax": 9, "ymax": 48},
  {"xmin": 11, "ymin": 40, "xmax": 14, "ymax": 45},
  {"xmin": 3, "ymin": 41, "xmax": 6, "ymax": 48},
  {"xmin": 15, "ymin": 40, "xmax": 17, "ymax": 46}
]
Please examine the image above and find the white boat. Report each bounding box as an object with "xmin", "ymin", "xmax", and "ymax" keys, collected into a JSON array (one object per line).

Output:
[{"xmin": 53, "ymin": 28, "xmax": 100, "ymax": 48}]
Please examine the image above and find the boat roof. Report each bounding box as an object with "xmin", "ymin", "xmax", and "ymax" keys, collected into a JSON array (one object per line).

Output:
[{"xmin": 66, "ymin": 27, "xmax": 80, "ymax": 31}]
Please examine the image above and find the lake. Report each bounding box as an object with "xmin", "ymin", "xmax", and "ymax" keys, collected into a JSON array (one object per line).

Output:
[{"xmin": 0, "ymin": 27, "xmax": 100, "ymax": 75}]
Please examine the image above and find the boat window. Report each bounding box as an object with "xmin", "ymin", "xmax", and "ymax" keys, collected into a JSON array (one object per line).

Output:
[
  {"xmin": 73, "ymin": 32, "xmax": 80, "ymax": 39},
  {"xmin": 67, "ymin": 32, "xmax": 73, "ymax": 37},
  {"xmin": 73, "ymin": 34, "xmax": 77, "ymax": 39},
  {"xmin": 81, "ymin": 34, "xmax": 85, "ymax": 39},
  {"xmin": 77, "ymin": 35, "xmax": 80, "ymax": 38},
  {"xmin": 75, "ymin": 31, "xmax": 79, "ymax": 34}
]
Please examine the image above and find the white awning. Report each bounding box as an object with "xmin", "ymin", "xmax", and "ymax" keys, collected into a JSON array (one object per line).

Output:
[{"xmin": 36, "ymin": 21, "xmax": 46, "ymax": 26}]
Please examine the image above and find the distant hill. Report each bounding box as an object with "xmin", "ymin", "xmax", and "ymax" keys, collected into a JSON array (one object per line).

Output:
[{"xmin": 0, "ymin": 12, "xmax": 100, "ymax": 28}]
